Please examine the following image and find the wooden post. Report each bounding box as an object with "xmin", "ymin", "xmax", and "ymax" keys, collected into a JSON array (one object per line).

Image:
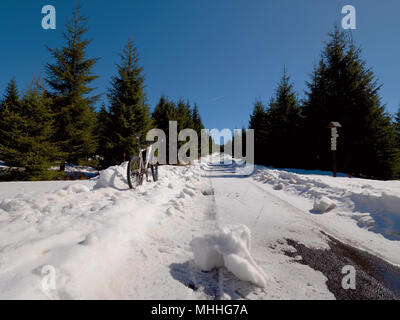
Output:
[{"xmin": 333, "ymin": 150, "xmax": 337, "ymax": 177}]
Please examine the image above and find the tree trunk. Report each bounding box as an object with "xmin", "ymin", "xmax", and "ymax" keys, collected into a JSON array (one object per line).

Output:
[{"xmin": 60, "ymin": 161, "xmax": 66, "ymax": 172}]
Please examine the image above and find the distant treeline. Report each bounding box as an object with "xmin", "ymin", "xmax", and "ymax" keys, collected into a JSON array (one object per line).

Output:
[
  {"xmin": 0, "ymin": 6, "xmax": 212, "ymax": 180},
  {"xmin": 247, "ymin": 27, "xmax": 400, "ymax": 180}
]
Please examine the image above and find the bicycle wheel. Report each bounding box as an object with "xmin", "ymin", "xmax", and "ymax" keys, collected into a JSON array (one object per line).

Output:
[
  {"xmin": 151, "ymin": 164, "xmax": 158, "ymax": 182},
  {"xmin": 127, "ymin": 156, "xmax": 144, "ymax": 189}
]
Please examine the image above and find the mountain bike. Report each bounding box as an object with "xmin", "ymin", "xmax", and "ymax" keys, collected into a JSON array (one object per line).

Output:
[{"xmin": 127, "ymin": 134, "xmax": 159, "ymax": 189}]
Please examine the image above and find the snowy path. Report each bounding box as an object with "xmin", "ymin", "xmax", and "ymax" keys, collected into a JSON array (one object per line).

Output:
[
  {"xmin": 203, "ymin": 156, "xmax": 400, "ymax": 299},
  {"xmin": 204, "ymin": 161, "xmax": 334, "ymax": 299},
  {"xmin": 0, "ymin": 155, "xmax": 399, "ymax": 299}
]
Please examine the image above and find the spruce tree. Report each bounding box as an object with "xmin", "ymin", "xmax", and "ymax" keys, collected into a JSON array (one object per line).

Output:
[
  {"xmin": 96, "ymin": 104, "xmax": 113, "ymax": 168},
  {"xmin": 191, "ymin": 103, "xmax": 204, "ymax": 157},
  {"xmin": 395, "ymin": 108, "xmax": 400, "ymax": 178},
  {"xmin": 175, "ymin": 100, "xmax": 194, "ymax": 133},
  {"xmin": 0, "ymin": 78, "xmax": 21, "ymax": 150},
  {"xmin": 249, "ymin": 101, "xmax": 267, "ymax": 164},
  {"xmin": 266, "ymin": 70, "xmax": 301, "ymax": 168},
  {"xmin": 104, "ymin": 38, "xmax": 152, "ymax": 165},
  {"xmin": 302, "ymin": 26, "xmax": 399, "ymax": 179},
  {"xmin": 45, "ymin": 5, "xmax": 98, "ymax": 169},
  {"xmin": 241, "ymin": 127, "xmax": 247, "ymax": 159},
  {"xmin": 232, "ymin": 128, "xmax": 245, "ymax": 159},
  {"xmin": 396, "ymin": 107, "xmax": 400, "ymax": 148},
  {"xmin": 152, "ymin": 96, "xmax": 208, "ymax": 161},
  {"xmin": 0, "ymin": 81, "xmax": 61, "ymax": 180},
  {"xmin": 152, "ymin": 95, "xmax": 176, "ymax": 134},
  {"xmin": 0, "ymin": 78, "xmax": 20, "ymax": 112},
  {"xmin": 151, "ymin": 96, "xmax": 175, "ymax": 162},
  {"xmin": 175, "ymin": 100, "xmax": 196, "ymax": 162},
  {"xmin": 208, "ymin": 135, "xmax": 215, "ymax": 155},
  {"xmin": 191, "ymin": 104, "xmax": 204, "ymax": 136}
]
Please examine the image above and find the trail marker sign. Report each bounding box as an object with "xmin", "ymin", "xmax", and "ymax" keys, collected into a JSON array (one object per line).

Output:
[{"xmin": 328, "ymin": 122, "xmax": 342, "ymax": 177}]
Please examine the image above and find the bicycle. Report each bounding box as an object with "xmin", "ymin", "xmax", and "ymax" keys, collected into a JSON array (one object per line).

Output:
[{"xmin": 127, "ymin": 134, "xmax": 159, "ymax": 189}]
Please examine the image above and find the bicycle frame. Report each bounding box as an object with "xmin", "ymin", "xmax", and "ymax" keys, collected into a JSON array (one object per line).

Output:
[
  {"xmin": 140, "ymin": 144, "xmax": 153, "ymax": 170},
  {"xmin": 127, "ymin": 137, "xmax": 158, "ymax": 189}
]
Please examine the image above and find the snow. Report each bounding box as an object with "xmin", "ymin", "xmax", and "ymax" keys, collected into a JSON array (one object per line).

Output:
[
  {"xmin": 0, "ymin": 154, "xmax": 399, "ymax": 299},
  {"xmin": 62, "ymin": 184, "xmax": 91, "ymax": 194},
  {"xmin": 51, "ymin": 163, "xmax": 99, "ymax": 178},
  {"xmin": 313, "ymin": 196, "xmax": 337, "ymax": 213},
  {"xmin": 253, "ymin": 165, "xmax": 400, "ymax": 244},
  {"xmin": 191, "ymin": 224, "xmax": 267, "ymax": 288},
  {"xmin": 0, "ymin": 161, "xmax": 213, "ymax": 299},
  {"xmin": 0, "ymin": 160, "xmax": 19, "ymax": 173},
  {"xmin": 190, "ymin": 235, "xmax": 224, "ymax": 271},
  {"xmin": 1, "ymin": 162, "xmax": 98, "ymax": 178},
  {"xmin": 94, "ymin": 162, "xmax": 129, "ymax": 189}
]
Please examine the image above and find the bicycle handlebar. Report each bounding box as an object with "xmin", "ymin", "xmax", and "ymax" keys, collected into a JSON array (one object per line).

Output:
[{"xmin": 134, "ymin": 133, "xmax": 164, "ymax": 147}]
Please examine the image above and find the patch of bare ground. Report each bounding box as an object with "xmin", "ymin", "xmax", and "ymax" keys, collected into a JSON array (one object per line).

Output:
[{"xmin": 283, "ymin": 232, "xmax": 400, "ymax": 300}]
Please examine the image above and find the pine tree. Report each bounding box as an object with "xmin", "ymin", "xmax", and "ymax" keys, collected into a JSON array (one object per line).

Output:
[
  {"xmin": 191, "ymin": 104, "xmax": 204, "ymax": 135},
  {"xmin": 396, "ymin": 107, "xmax": 400, "ymax": 148},
  {"xmin": 302, "ymin": 26, "xmax": 399, "ymax": 179},
  {"xmin": 151, "ymin": 96, "xmax": 175, "ymax": 163},
  {"xmin": 249, "ymin": 101, "xmax": 267, "ymax": 164},
  {"xmin": 96, "ymin": 104, "xmax": 113, "ymax": 168},
  {"xmin": 0, "ymin": 81, "xmax": 61, "ymax": 180},
  {"xmin": 175, "ymin": 100, "xmax": 194, "ymax": 133},
  {"xmin": 0, "ymin": 78, "xmax": 20, "ymax": 112},
  {"xmin": 103, "ymin": 37, "xmax": 152, "ymax": 165},
  {"xmin": 45, "ymin": 5, "xmax": 98, "ymax": 169},
  {"xmin": 241, "ymin": 126, "xmax": 247, "ymax": 159},
  {"xmin": 152, "ymin": 96, "xmax": 208, "ymax": 162},
  {"xmin": 265, "ymin": 70, "xmax": 302, "ymax": 168},
  {"xmin": 232, "ymin": 128, "xmax": 245, "ymax": 159},
  {"xmin": 208, "ymin": 135, "xmax": 215, "ymax": 155},
  {"xmin": 395, "ymin": 108, "xmax": 400, "ymax": 178},
  {"xmin": 152, "ymin": 95, "xmax": 176, "ymax": 134},
  {"xmin": 175, "ymin": 100, "xmax": 196, "ymax": 163},
  {"xmin": 0, "ymin": 78, "xmax": 21, "ymax": 150},
  {"xmin": 191, "ymin": 104, "xmax": 204, "ymax": 157}
]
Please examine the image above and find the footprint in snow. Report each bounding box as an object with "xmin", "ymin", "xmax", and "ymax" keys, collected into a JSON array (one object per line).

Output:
[
  {"xmin": 166, "ymin": 207, "xmax": 175, "ymax": 216},
  {"xmin": 169, "ymin": 199, "xmax": 182, "ymax": 211},
  {"xmin": 79, "ymin": 233, "xmax": 99, "ymax": 246},
  {"xmin": 183, "ymin": 188, "xmax": 196, "ymax": 197},
  {"xmin": 274, "ymin": 183, "xmax": 284, "ymax": 190},
  {"xmin": 177, "ymin": 192, "xmax": 186, "ymax": 199}
]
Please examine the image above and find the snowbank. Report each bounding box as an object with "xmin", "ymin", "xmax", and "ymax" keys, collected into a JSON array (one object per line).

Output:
[
  {"xmin": 63, "ymin": 184, "xmax": 91, "ymax": 194},
  {"xmin": 253, "ymin": 166, "xmax": 400, "ymax": 241},
  {"xmin": 313, "ymin": 196, "xmax": 336, "ymax": 213},
  {"xmin": 0, "ymin": 159, "xmax": 209, "ymax": 299},
  {"xmin": 190, "ymin": 224, "xmax": 267, "ymax": 288},
  {"xmin": 95, "ymin": 162, "xmax": 129, "ymax": 189}
]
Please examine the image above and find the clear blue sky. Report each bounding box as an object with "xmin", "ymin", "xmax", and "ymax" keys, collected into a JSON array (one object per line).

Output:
[{"xmin": 0, "ymin": 0, "xmax": 399, "ymax": 133}]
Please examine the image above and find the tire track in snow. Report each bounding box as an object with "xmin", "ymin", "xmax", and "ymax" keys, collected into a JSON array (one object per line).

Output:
[
  {"xmin": 202, "ymin": 160, "xmax": 264, "ymax": 300},
  {"xmin": 202, "ymin": 165, "xmax": 223, "ymax": 299}
]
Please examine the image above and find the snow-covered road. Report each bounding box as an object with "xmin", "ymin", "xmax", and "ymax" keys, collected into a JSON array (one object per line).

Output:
[
  {"xmin": 207, "ymin": 161, "xmax": 334, "ymax": 299},
  {"xmin": 205, "ymin": 157, "xmax": 400, "ymax": 299},
  {"xmin": 0, "ymin": 155, "xmax": 399, "ymax": 299}
]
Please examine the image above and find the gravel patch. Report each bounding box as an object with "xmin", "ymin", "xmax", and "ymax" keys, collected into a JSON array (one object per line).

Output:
[{"xmin": 283, "ymin": 232, "xmax": 400, "ymax": 300}]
